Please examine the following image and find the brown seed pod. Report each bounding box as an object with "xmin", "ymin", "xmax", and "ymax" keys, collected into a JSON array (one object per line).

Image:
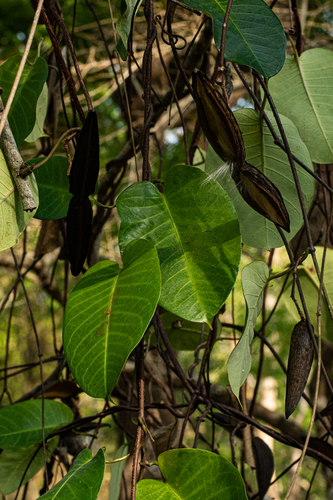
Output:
[
  {"xmin": 192, "ymin": 69, "xmax": 290, "ymax": 232},
  {"xmin": 252, "ymin": 437, "xmax": 274, "ymax": 500},
  {"xmin": 285, "ymin": 319, "xmax": 314, "ymax": 419}
]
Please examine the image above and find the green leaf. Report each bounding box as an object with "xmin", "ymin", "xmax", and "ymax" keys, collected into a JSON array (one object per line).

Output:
[
  {"xmin": 31, "ymin": 156, "xmax": 71, "ymax": 220},
  {"xmin": 205, "ymin": 109, "xmax": 315, "ymax": 248},
  {"xmin": 38, "ymin": 448, "xmax": 105, "ymax": 500},
  {"xmin": 0, "ymin": 400, "xmax": 73, "ymax": 450},
  {"xmin": 117, "ymin": 165, "xmax": 241, "ymax": 325},
  {"xmin": 0, "ymin": 150, "xmax": 39, "ymax": 251},
  {"xmin": 149, "ymin": 312, "xmax": 212, "ymax": 351},
  {"xmin": 136, "ymin": 449, "xmax": 247, "ymax": 500},
  {"xmin": 63, "ymin": 239, "xmax": 161, "ymax": 398},
  {"xmin": 0, "ymin": 55, "xmax": 48, "ymax": 145},
  {"xmin": 25, "ymin": 81, "xmax": 48, "ymax": 143},
  {"xmin": 0, "ymin": 437, "xmax": 59, "ymax": 495},
  {"xmin": 109, "ymin": 443, "xmax": 128, "ymax": 500},
  {"xmin": 182, "ymin": 0, "xmax": 285, "ymax": 78},
  {"xmin": 268, "ymin": 49, "xmax": 333, "ymax": 164},
  {"xmin": 116, "ymin": 0, "xmax": 143, "ymax": 60},
  {"xmin": 282, "ymin": 248, "xmax": 333, "ymax": 339},
  {"xmin": 227, "ymin": 261, "xmax": 269, "ymax": 398}
]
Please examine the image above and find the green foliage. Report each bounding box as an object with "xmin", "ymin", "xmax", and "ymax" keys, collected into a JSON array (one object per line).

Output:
[
  {"xmin": 63, "ymin": 239, "xmax": 161, "ymax": 398},
  {"xmin": 39, "ymin": 449, "xmax": 105, "ymax": 500},
  {"xmin": 117, "ymin": 165, "xmax": 241, "ymax": 325},
  {"xmin": 0, "ymin": 55, "xmax": 48, "ymax": 145},
  {"xmin": 227, "ymin": 261, "xmax": 269, "ymax": 398},
  {"xmin": 0, "ymin": 400, "xmax": 73, "ymax": 450},
  {"xmin": 183, "ymin": 0, "xmax": 286, "ymax": 78},
  {"xmin": 269, "ymin": 48, "xmax": 333, "ymax": 163},
  {"xmin": 136, "ymin": 449, "xmax": 247, "ymax": 499}
]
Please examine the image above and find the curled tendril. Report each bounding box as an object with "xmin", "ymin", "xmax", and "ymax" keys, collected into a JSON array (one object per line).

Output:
[{"xmin": 155, "ymin": 15, "xmax": 187, "ymax": 50}]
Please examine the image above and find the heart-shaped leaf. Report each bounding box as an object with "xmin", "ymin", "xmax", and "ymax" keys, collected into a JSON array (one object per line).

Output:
[
  {"xmin": 136, "ymin": 449, "xmax": 247, "ymax": 500},
  {"xmin": 63, "ymin": 239, "xmax": 161, "ymax": 398},
  {"xmin": 0, "ymin": 400, "xmax": 73, "ymax": 450},
  {"xmin": 39, "ymin": 448, "xmax": 105, "ymax": 500},
  {"xmin": 183, "ymin": 0, "xmax": 285, "ymax": 78},
  {"xmin": 117, "ymin": 165, "xmax": 241, "ymax": 325},
  {"xmin": 268, "ymin": 49, "xmax": 333, "ymax": 164},
  {"xmin": 206, "ymin": 109, "xmax": 314, "ymax": 248}
]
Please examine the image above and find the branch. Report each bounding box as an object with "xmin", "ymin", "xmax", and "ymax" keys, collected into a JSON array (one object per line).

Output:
[{"xmin": 0, "ymin": 96, "xmax": 37, "ymax": 211}]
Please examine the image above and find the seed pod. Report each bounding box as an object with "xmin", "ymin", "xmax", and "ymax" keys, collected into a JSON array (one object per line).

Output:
[
  {"xmin": 192, "ymin": 69, "xmax": 290, "ymax": 232},
  {"xmin": 66, "ymin": 197, "xmax": 92, "ymax": 276},
  {"xmin": 252, "ymin": 437, "xmax": 274, "ymax": 500},
  {"xmin": 285, "ymin": 319, "xmax": 314, "ymax": 419},
  {"xmin": 69, "ymin": 110, "xmax": 100, "ymax": 200}
]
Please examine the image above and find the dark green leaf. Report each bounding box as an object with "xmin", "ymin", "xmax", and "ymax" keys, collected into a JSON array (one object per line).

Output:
[
  {"xmin": 117, "ymin": 165, "xmax": 241, "ymax": 325},
  {"xmin": 136, "ymin": 449, "xmax": 247, "ymax": 499},
  {"xmin": 30, "ymin": 156, "xmax": 71, "ymax": 220},
  {"xmin": 39, "ymin": 448, "xmax": 105, "ymax": 500},
  {"xmin": 0, "ymin": 400, "xmax": 73, "ymax": 450},
  {"xmin": 63, "ymin": 239, "xmax": 161, "ymax": 398},
  {"xmin": 0, "ymin": 55, "xmax": 48, "ymax": 145},
  {"xmin": 183, "ymin": 0, "xmax": 285, "ymax": 78}
]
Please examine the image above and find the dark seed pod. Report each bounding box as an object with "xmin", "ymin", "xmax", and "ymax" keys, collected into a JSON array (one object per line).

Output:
[
  {"xmin": 192, "ymin": 69, "xmax": 290, "ymax": 232},
  {"xmin": 285, "ymin": 319, "xmax": 314, "ymax": 419},
  {"xmin": 66, "ymin": 197, "xmax": 92, "ymax": 276},
  {"xmin": 252, "ymin": 437, "xmax": 274, "ymax": 500},
  {"xmin": 69, "ymin": 110, "xmax": 100, "ymax": 200}
]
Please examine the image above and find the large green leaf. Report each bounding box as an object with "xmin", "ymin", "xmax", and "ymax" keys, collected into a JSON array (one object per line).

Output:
[
  {"xmin": 136, "ymin": 449, "xmax": 247, "ymax": 500},
  {"xmin": 116, "ymin": 0, "xmax": 143, "ymax": 60},
  {"xmin": 63, "ymin": 239, "xmax": 161, "ymax": 398},
  {"xmin": 183, "ymin": 0, "xmax": 285, "ymax": 78},
  {"xmin": 39, "ymin": 448, "xmax": 105, "ymax": 500},
  {"xmin": 0, "ymin": 151, "xmax": 39, "ymax": 250},
  {"xmin": 268, "ymin": 49, "xmax": 333, "ymax": 164},
  {"xmin": 117, "ymin": 165, "xmax": 241, "ymax": 325},
  {"xmin": 227, "ymin": 261, "xmax": 269, "ymax": 398},
  {"xmin": 31, "ymin": 156, "xmax": 71, "ymax": 220},
  {"xmin": 0, "ymin": 437, "xmax": 59, "ymax": 495},
  {"xmin": 0, "ymin": 55, "xmax": 48, "ymax": 145},
  {"xmin": 282, "ymin": 248, "xmax": 333, "ymax": 339},
  {"xmin": 205, "ymin": 109, "xmax": 314, "ymax": 248},
  {"xmin": 0, "ymin": 400, "xmax": 73, "ymax": 450}
]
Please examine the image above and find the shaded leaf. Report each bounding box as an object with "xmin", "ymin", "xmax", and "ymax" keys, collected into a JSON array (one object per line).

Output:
[
  {"xmin": 0, "ymin": 151, "xmax": 39, "ymax": 251},
  {"xmin": 0, "ymin": 400, "xmax": 73, "ymax": 450},
  {"xmin": 206, "ymin": 109, "xmax": 314, "ymax": 248},
  {"xmin": 39, "ymin": 448, "xmax": 105, "ymax": 500},
  {"xmin": 63, "ymin": 239, "xmax": 161, "ymax": 398},
  {"xmin": 31, "ymin": 156, "xmax": 71, "ymax": 220},
  {"xmin": 227, "ymin": 261, "xmax": 269, "ymax": 399},
  {"xmin": 268, "ymin": 49, "xmax": 333, "ymax": 163},
  {"xmin": 136, "ymin": 449, "xmax": 247, "ymax": 500},
  {"xmin": 116, "ymin": 0, "xmax": 143, "ymax": 60},
  {"xmin": 183, "ymin": 0, "xmax": 285, "ymax": 78},
  {"xmin": 117, "ymin": 165, "xmax": 241, "ymax": 324},
  {"xmin": 0, "ymin": 55, "xmax": 48, "ymax": 145},
  {"xmin": 0, "ymin": 437, "xmax": 58, "ymax": 495},
  {"xmin": 285, "ymin": 320, "xmax": 314, "ymax": 419}
]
